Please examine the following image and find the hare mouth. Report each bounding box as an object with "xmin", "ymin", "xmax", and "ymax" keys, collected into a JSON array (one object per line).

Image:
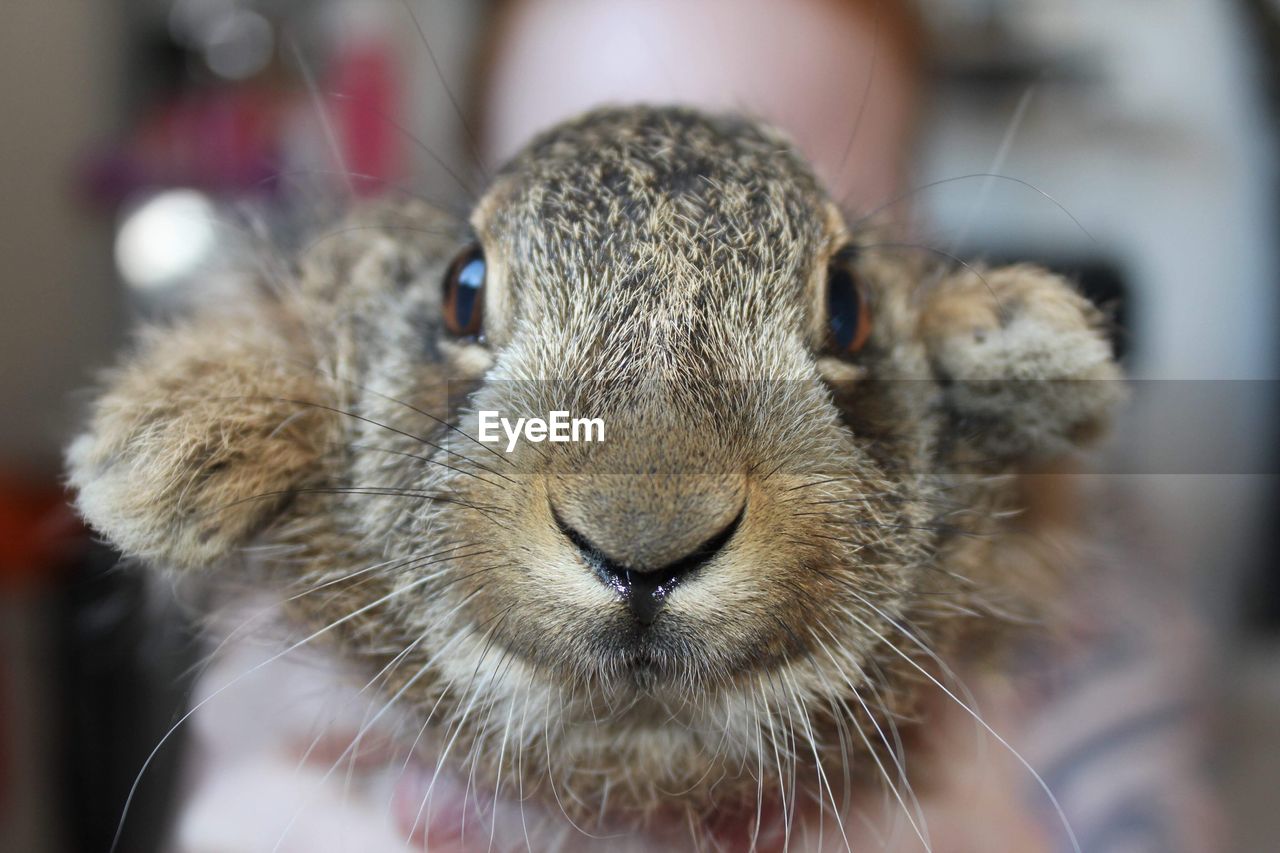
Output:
[{"xmin": 566, "ymin": 612, "xmax": 799, "ymax": 696}]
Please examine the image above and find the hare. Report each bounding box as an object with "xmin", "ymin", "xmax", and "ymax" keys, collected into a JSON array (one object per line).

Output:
[{"xmin": 68, "ymin": 106, "xmax": 1120, "ymax": 849}]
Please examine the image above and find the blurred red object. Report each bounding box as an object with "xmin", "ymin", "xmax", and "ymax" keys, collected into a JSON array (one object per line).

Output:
[
  {"xmin": 80, "ymin": 29, "xmax": 405, "ymax": 208},
  {"xmin": 0, "ymin": 476, "xmax": 84, "ymax": 590},
  {"xmin": 330, "ymin": 34, "xmax": 402, "ymax": 196},
  {"xmin": 80, "ymin": 85, "xmax": 286, "ymax": 208}
]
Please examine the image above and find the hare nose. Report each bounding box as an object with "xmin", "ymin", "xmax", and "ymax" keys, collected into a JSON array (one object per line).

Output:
[{"xmin": 555, "ymin": 504, "xmax": 744, "ymax": 626}]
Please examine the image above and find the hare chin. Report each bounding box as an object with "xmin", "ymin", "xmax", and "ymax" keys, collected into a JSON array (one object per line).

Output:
[{"xmin": 178, "ymin": 594, "xmax": 789, "ymax": 850}]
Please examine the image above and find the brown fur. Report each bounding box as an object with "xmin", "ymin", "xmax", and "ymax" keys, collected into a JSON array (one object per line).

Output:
[{"xmin": 67, "ymin": 106, "xmax": 1120, "ymax": 841}]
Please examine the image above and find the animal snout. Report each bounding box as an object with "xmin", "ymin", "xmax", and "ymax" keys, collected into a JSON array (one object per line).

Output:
[
  {"xmin": 555, "ymin": 501, "xmax": 744, "ymax": 627},
  {"xmin": 547, "ymin": 473, "xmax": 746, "ymax": 624}
]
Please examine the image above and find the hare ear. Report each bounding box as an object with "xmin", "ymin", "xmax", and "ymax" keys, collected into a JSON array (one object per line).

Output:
[
  {"xmin": 920, "ymin": 264, "xmax": 1123, "ymax": 463},
  {"xmin": 66, "ymin": 302, "xmax": 335, "ymax": 570}
]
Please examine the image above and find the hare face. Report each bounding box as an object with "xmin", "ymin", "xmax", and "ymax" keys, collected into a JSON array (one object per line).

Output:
[{"xmin": 68, "ymin": 106, "xmax": 1119, "ymax": 823}]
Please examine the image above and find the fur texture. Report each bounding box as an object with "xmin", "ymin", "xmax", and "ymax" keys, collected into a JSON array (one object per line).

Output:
[{"xmin": 67, "ymin": 106, "xmax": 1120, "ymax": 842}]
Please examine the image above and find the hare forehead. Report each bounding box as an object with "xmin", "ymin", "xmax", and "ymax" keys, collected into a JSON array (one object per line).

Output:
[{"xmin": 475, "ymin": 107, "xmax": 838, "ymax": 320}]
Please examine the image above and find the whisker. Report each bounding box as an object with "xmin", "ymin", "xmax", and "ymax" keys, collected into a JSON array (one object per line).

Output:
[
  {"xmin": 812, "ymin": 626, "xmax": 932, "ymax": 851},
  {"xmin": 781, "ymin": 668, "xmax": 851, "ymax": 852},
  {"xmin": 187, "ymin": 546, "xmax": 489, "ymax": 685},
  {"xmin": 351, "ymin": 383, "xmax": 524, "ymax": 470},
  {"xmin": 286, "ymin": 36, "xmax": 354, "ymax": 197},
  {"xmin": 269, "ymin": 588, "xmax": 490, "ymax": 853},
  {"xmin": 235, "ymin": 350, "xmax": 524, "ymax": 473},
  {"xmin": 842, "ymin": 599, "xmax": 1082, "ymax": 853},
  {"xmin": 106, "ymin": 563, "xmax": 463, "ymax": 853},
  {"xmin": 835, "ymin": 0, "xmax": 884, "ymax": 185},
  {"xmin": 298, "ymin": 223, "xmax": 458, "ymax": 258},
  {"xmin": 329, "ymin": 89, "xmax": 483, "ymax": 200},
  {"xmin": 488, "ymin": 664, "xmax": 524, "ymax": 851},
  {"xmin": 348, "ymin": 441, "xmax": 513, "ymax": 488},
  {"xmin": 950, "ymin": 83, "xmax": 1038, "ymax": 254},
  {"xmin": 408, "ymin": 604, "xmax": 525, "ymax": 845},
  {"xmin": 789, "ymin": 512, "xmax": 962, "ymax": 536},
  {"xmin": 256, "ymin": 168, "xmax": 468, "ymax": 218},
  {"xmin": 397, "ymin": 0, "xmax": 490, "ymax": 182},
  {"xmin": 223, "ymin": 394, "xmax": 517, "ymax": 484},
  {"xmin": 216, "ymin": 487, "xmax": 508, "ymax": 525},
  {"xmin": 284, "ymin": 544, "xmax": 493, "ymax": 600},
  {"xmin": 858, "ymin": 241, "xmax": 1007, "ymax": 319},
  {"xmin": 517, "ymin": 676, "xmax": 535, "ymax": 853},
  {"xmin": 850, "ymin": 172, "xmax": 1096, "ymax": 244}
]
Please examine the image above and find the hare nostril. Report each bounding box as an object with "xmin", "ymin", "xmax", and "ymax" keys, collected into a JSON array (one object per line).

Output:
[{"xmin": 554, "ymin": 504, "xmax": 745, "ymax": 626}]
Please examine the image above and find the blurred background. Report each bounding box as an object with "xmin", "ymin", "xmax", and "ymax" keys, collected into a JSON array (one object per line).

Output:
[{"xmin": 1, "ymin": 1, "xmax": 1276, "ymax": 850}]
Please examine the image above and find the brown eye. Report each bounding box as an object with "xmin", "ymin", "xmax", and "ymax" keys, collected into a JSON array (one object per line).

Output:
[
  {"xmin": 442, "ymin": 244, "xmax": 486, "ymax": 338},
  {"xmin": 826, "ymin": 246, "xmax": 872, "ymax": 356}
]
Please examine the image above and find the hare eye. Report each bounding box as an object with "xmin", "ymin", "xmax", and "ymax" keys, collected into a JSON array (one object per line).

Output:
[
  {"xmin": 826, "ymin": 247, "xmax": 871, "ymax": 356},
  {"xmin": 442, "ymin": 245, "xmax": 486, "ymax": 338}
]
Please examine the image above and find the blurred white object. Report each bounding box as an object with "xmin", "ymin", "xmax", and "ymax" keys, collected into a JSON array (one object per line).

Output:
[
  {"xmin": 203, "ymin": 10, "xmax": 274, "ymax": 81},
  {"xmin": 114, "ymin": 189, "xmax": 220, "ymax": 293}
]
